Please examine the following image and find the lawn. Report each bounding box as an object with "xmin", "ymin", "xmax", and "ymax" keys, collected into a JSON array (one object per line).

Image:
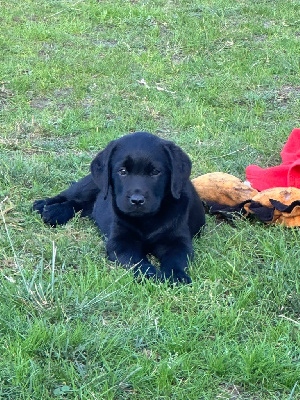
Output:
[{"xmin": 0, "ymin": 0, "xmax": 299, "ymax": 399}]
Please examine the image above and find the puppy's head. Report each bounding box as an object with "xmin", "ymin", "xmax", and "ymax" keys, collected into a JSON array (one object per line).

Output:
[{"xmin": 91, "ymin": 132, "xmax": 191, "ymax": 217}]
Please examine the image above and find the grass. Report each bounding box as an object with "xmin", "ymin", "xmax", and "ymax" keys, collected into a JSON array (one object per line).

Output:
[{"xmin": 0, "ymin": 0, "xmax": 299, "ymax": 398}]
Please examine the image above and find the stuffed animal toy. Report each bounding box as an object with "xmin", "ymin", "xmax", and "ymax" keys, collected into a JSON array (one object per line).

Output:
[
  {"xmin": 192, "ymin": 128, "xmax": 300, "ymax": 227},
  {"xmin": 192, "ymin": 173, "xmax": 300, "ymax": 227}
]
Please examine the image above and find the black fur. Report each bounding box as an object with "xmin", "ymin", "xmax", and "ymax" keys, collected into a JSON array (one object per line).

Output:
[{"xmin": 33, "ymin": 132, "xmax": 205, "ymax": 283}]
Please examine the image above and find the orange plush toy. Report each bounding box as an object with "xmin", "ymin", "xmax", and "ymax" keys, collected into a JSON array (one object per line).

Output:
[
  {"xmin": 192, "ymin": 173, "xmax": 300, "ymax": 227},
  {"xmin": 192, "ymin": 128, "xmax": 300, "ymax": 227}
]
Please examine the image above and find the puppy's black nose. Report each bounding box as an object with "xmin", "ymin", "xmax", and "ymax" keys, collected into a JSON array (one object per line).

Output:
[{"xmin": 130, "ymin": 194, "xmax": 145, "ymax": 205}]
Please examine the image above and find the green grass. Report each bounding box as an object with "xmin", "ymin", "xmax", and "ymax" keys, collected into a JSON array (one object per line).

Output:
[{"xmin": 0, "ymin": 0, "xmax": 299, "ymax": 398}]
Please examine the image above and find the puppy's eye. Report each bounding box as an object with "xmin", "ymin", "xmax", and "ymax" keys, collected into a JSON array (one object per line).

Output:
[
  {"xmin": 150, "ymin": 169, "xmax": 160, "ymax": 176},
  {"xmin": 118, "ymin": 168, "xmax": 128, "ymax": 176}
]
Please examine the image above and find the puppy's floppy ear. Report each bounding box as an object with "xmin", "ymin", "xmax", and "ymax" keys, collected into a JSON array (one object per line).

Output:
[
  {"xmin": 164, "ymin": 142, "xmax": 192, "ymax": 199},
  {"xmin": 90, "ymin": 140, "xmax": 117, "ymax": 199}
]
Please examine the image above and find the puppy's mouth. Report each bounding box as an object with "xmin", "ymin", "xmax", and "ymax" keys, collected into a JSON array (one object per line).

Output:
[
  {"xmin": 127, "ymin": 210, "xmax": 148, "ymax": 217},
  {"xmin": 116, "ymin": 201, "xmax": 159, "ymax": 217},
  {"xmin": 124, "ymin": 205, "xmax": 155, "ymax": 217}
]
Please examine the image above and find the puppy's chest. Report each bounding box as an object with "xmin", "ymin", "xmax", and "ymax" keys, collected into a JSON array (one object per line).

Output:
[
  {"xmin": 115, "ymin": 196, "xmax": 190, "ymax": 243},
  {"xmin": 119, "ymin": 213, "xmax": 181, "ymax": 244}
]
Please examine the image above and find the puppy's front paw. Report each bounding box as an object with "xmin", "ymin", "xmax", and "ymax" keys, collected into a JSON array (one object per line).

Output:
[
  {"xmin": 162, "ymin": 269, "xmax": 192, "ymax": 285},
  {"xmin": 172, "ymin": 270, "xmax": 192, "ymax": 284},
  {"xmin": 134, "ymin": 263, "xmax": 161, "ymax": 281},
  {"xmin": 42, "ymin": 203, "xmax": 75, "ymax": 226},
  {"xmin": 32, "ymin": 199, "xmax": 47, "ymax": 214}
]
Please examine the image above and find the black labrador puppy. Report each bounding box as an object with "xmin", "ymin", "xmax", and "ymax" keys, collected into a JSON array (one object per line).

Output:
[{"xmin": 33, "ymin": 131, "xmax": 205, "ymax": 283}]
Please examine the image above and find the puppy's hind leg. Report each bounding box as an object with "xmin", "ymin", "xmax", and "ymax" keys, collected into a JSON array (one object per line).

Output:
[{"xmin": 33, "ymin": 174, "xmax": 100, "ymax": 226}]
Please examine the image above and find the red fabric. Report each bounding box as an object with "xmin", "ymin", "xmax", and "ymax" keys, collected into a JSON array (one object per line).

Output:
[{"xmin": 246, "ymin": 128, "xmax": 300, "ymax": 191}]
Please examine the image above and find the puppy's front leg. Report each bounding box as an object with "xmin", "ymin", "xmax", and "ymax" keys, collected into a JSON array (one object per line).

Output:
[
  {"xmin": 106, "ymin": 237, "xmax": 159, "ymax": 279},
  {"xmin": 158, "ymin": 239, "xmax": 193, "ymax": 284},
  {"xmin": 33, "ymin": 174, "xmax": 99, "ymax": 226}
]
